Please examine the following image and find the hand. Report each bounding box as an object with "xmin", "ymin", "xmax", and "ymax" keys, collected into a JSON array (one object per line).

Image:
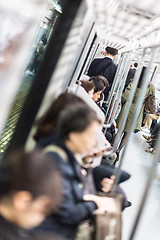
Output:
[
  {"xmin": 101, "ymin": 176, "xmax": 115, "ymax": 193},
  {"xmin": 83, "ymin": 194, "xmax": 118, "ymax": 213}
]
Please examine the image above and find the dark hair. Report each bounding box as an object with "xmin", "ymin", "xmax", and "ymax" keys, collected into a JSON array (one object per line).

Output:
[
  {"xmin": 105, "ymin": 46, "xmax": 118, "ymax": 56},
  {"xmin": 57, "ymin": 103, "xmax": 101, "ymax": 140},
  {"xmin": 134, "ymin": 62, "xmax": 138, "ymax": 68},
  {"xmin": 80, "ymin": 80, "xmax": 95, "ymax": 93},
  {"xmin": 97, "ymin": 75, "xmax": 109, "ymax": 88},
  {"xmin": 89, "ymin": 76, "xmax": 105, "ymax": 93},
  {"xmin": 0, "ymin": 149, "xmax": 61, "ymax": 201},
  {"xmin": 34, "ymin": 92, "xmax": 85, "ymax": 141}
]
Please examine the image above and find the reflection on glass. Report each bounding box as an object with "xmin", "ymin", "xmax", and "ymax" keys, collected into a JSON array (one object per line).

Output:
[
  {"xmin": 0, "ymin": 0, "xmax": 64, "ymax": 158},
  {"xmin": 0, "ymin": 10, "xmax": 29, "ymax": 70}
]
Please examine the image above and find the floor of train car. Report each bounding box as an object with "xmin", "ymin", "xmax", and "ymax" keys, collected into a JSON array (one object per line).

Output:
[{"xmin": 119, "ymin": 131, "xmax": 160, "ymax": 240}]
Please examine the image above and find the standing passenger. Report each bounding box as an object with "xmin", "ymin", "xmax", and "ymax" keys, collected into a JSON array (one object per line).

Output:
[
  {"xmin": 124, "ymin": 62, "xmax": 138, "ymax": 90},
  {"xmin": 87, "ymin": 46, "xmax": 118, "ymax": 100},
  {"xmin": 116, "ymin": 67, "xmax": 155, "ymax": 152}
]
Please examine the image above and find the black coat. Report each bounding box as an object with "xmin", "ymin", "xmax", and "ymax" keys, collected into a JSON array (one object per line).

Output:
[
  {"xmin": 35, "ymin": 139, "xmax": 97, "ymax": 240},
  {"xmin": 87, "ymin": 57, "xmax": 117, "ymax": 99},
  {"xmin": 0, "ymin": 215, "xmax": 62, "ymax": 240}
]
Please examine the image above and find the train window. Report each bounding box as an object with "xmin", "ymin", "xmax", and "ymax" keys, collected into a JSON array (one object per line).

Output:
[{"xmin": 0, "ymin": 0, "xmax": 66, "ymax": 158}]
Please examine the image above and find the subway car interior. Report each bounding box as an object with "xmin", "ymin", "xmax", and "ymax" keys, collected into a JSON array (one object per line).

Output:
[{"xmin": 1, "ymin": 0, "xmax": 160, "ymax": 239}]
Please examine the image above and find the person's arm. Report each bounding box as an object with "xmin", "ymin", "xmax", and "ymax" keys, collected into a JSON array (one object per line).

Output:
[
  {"xmin": 55, "ymin": 177, "xmax": 97, "ymax": 225},
  {"xmin": 48, "ymin": 152, "xmax": 97, "ymax": 225}
]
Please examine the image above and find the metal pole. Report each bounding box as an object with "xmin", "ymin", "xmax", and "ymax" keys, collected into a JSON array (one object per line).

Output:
[
  {"xmin": 112, "ymin": 47, "xmax": 157, "ymax": 190},
  {"xmin": 104, "ymin": 53, "xmax": 125, "ymax": 119},
  {"xmin": 106, "ymin": 53, "xmax": 130, "ymax": 125},
  {"xmin": 113, "ymin": 50, "xmax": 146, "ymax": 151},
  {"xmin": 110, "ymin": 53, "xmax": 132, "ymax": 125}
]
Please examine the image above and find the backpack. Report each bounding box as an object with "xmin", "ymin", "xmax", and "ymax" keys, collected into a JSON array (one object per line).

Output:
[{"xmin": 144, "ymin": 95, "xmax": 156, "ymax": 114}]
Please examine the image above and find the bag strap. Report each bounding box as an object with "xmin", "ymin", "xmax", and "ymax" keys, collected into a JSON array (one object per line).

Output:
[{"xmin": 43, "ymin": 145, "xmax": 68, "ymax": 162}]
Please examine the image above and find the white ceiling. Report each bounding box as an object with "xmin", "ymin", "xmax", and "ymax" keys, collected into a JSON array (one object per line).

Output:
[{"xmin": 86, "ymin": 0, "xmax": 160, "ymax": 51}]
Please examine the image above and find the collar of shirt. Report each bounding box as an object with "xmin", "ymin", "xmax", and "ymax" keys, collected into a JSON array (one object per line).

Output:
[{"xmin": 106, "ymin": 55, "xmax": 114, "ymax": 60}]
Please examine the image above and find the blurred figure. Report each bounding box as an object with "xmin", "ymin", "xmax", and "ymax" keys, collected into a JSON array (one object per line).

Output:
[
  {"xmin": 0, "ymin": 149, "xmax": 62, "ymax": 240},
  {"xmin": 116, "ymin": 67, "xmax": 155, "ymax": 152},
  {"xmin": 124, "ymin": 62, "xmax": 138, "ymax": 90},
  {"xmin": 141, "ymin": 113, "xmax": 159, "ymax": 133},
  {"xmin": 34, "ymin": 92, "xmax": 85, "ymax": 148},
  {"xmin": 35, "ymin": 103, "xmax": 117, "ymax": 240},
  {"xmin": 143, "ymin": 122, "xmax": 160, "ymax": 154}
]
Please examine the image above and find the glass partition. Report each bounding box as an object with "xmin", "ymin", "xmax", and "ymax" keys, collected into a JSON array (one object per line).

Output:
[{"xmin": 0, "ymin": 0, "xmax": 65, "ymax": 157}]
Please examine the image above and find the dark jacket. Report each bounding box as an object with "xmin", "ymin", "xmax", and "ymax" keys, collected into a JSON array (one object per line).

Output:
[
  {"xmin": 0, "ymin": 215, "xmax": 62, "ymax": 240},
  {"xmin": 87, "ymin": 57, "xmax": 117, "ymax": 99},
  {"xmin": 35, "ymin": 139, "xmax": 97, "ymax": 240}
]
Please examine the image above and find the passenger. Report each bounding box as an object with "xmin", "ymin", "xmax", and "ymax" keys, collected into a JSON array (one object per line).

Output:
[
  {"xmin": 34, "ymin": 92, "xmax": 130, "ymax": 211},
  {"xmin": 116, "ymin": 67, "xmax": 155, "ymax": 152},
  {"xmin": 143, "ymin": 122, "xmax": 160, "ymax": 153},
  {"xmin": 87, "ymin": 46, "xmax": 118, "ymax": 100},
  {"xmin": 88, "ymin": 76, "xmax": 116, "ymax": 148},
  {"xmin": 124, "ymin": 62, "xmax": 138, "ymax": 90},
  {"xmin": 141, "ymin": 112, "xmax": 159, "ymax": 133},
  {"xmin": 34, "ymin": 103, "xmax": 117, "ymax": 240},
  {"xmin": 89, "ymin": 76, "xmax": 105, "ymax": 102},
  {"xmin": 96, "ymin": 75, "xmax": 109, "ymax": 106},
  {"xmin": 0, "ymin": 149, "xmax": 63, "ymax": 240},
  {"xmin": 79, "ymin": 80, "xmax": 95, "ymax": 98},
  {"xmin": 34, "ymin": 92, "xmax": 85, "ymax": 148}
]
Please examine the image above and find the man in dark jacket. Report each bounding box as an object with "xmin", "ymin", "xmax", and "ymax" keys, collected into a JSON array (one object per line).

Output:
[{"xmin": 87, "ymin": 46, "xmax": 118, "ymax": 100}]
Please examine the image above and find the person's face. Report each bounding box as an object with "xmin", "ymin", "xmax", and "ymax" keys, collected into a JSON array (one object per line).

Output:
[
  {"xmin": 12, "ymin": 192, "xmax": 54, "ymax": 229},
  {"xmin": 88, "ymin": 88, "xmax": 94, "ymax": 98},
  {"xmin": 69, "ymin": 121, "xmax": 101, "ymax": 154},
  {"xmin": 92, "ymin": 91, "xmax": 103, "ymax": 102}
]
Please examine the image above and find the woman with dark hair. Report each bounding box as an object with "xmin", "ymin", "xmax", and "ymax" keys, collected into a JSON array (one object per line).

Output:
[
  {"xmin": 0, "ymin": 149, "xmax": 62, "ymax": 240},
  {"xmin": 89, "ymin": 76, "xmax": 105, "ymax": 102},
  {"xmin": 34, "ymin": 92, "xmax": 85, "ymax": 148},
  {"xmin": 79, "ymin": 80, "xmax": 95, "ymax": 98}
]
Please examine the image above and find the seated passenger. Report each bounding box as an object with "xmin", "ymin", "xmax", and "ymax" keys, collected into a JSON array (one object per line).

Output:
[
  {"xmin": 141, "ymin": 112, "xmax": 159, "ymax": 133},
  {"xmin": 34, "ymin": 103, "xmax": 118, "ymax": 240},
  {"xmin": 143, "ymin": 122, "xmax": 160, "ymax": 154},
  {"xmin": 34, "ymin": 92, "xmax": 85, "ymax": 148},
  {"xmin": 0, "ymin": 149, "xmax": 63, "ymax": 240},
  {"xmin": 89, "ymin": 76, "xmax": 105, "ymax": 102},
  {"xmin": 79, "ymin": 80, "xmax": 95, "ymax": 98},
  {"xmin": 34, "ymin": 92, "xmax": 130, "ymax": 212}
]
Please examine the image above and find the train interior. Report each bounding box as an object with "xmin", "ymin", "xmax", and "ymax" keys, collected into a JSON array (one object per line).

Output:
[{"xmin": 1, "ymin": 0, "xmax": 160, "ymax": 239}]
